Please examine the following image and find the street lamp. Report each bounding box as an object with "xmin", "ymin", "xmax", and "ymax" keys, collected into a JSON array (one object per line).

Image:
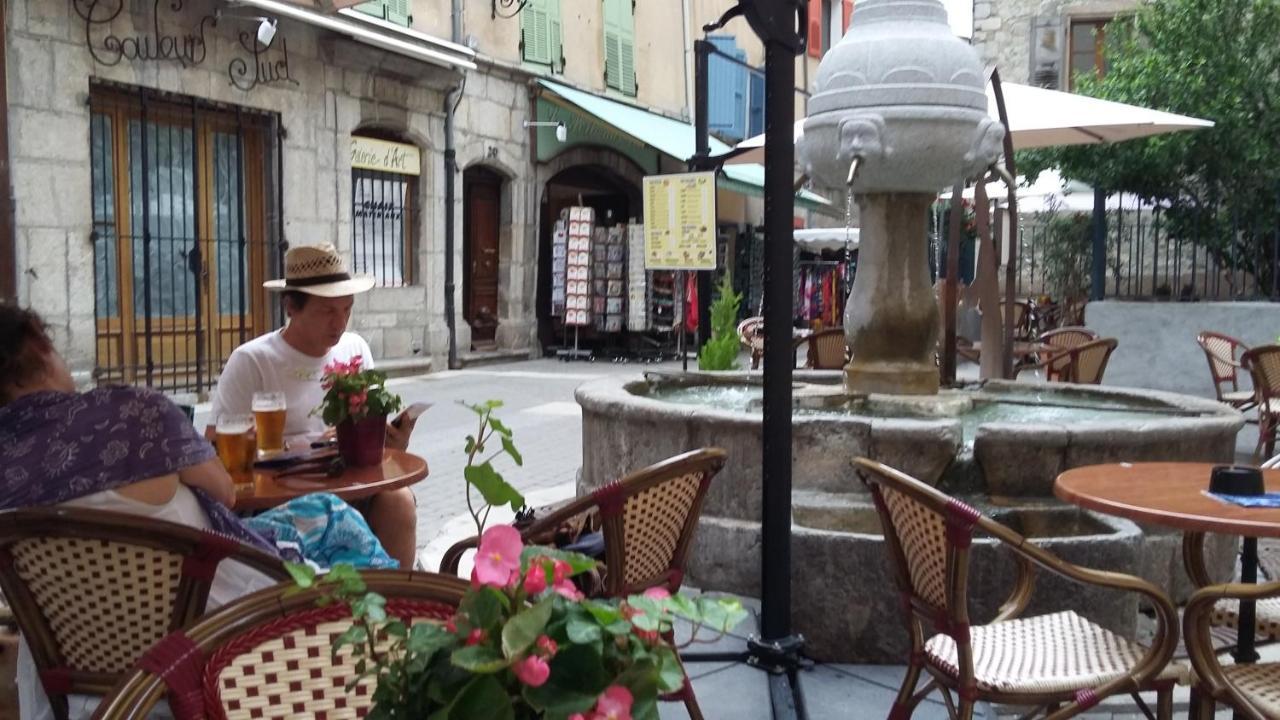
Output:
[{"xmin": 522, "ymin": 120, "xmax": 567, "ymax": 143}]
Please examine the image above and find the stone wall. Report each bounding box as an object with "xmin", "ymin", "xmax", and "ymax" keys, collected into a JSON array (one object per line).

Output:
[
  {"xmin": 1087, "ymin": 300, "xmax": 1280, "ymax": 396},
  {"xmin": 972, "ymin": 0, "xmax": 1141, "ymax": 87},
  {"xmin": 8, "ymin": 0, "xmax": 539, "ymax": 383}
]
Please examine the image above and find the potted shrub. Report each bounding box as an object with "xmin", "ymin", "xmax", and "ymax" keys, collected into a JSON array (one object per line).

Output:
[{"xmin": 315, "ymin": 355, "xmax": 402, "ymax": 466}]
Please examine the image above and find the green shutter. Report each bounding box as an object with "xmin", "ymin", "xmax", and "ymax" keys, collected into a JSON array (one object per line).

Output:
[
  {"xmin": 603, "ymin": 0, "xmax": 636, "ymax": 95},
  {"xmin": 353, "ymin": 1, "xmax": 386, "ymax": 19},
  {"xmin": 522, "ymin": 0, "xmax": 552, "ymax": 65},
  {"xmin": 385, "ymin": 0, "xmax": 410, "ymax": 26},
  {"xmin": 548, "ymin": 0, "xmax": 563, "ymax": 72}
]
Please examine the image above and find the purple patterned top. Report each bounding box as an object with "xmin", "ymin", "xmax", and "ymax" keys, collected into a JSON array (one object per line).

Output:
[{"xmin": 0, "ymin": 387, "xmax": 277, "ymax": 555}]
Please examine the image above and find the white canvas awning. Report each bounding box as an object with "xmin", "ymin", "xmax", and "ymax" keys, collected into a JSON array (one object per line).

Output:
[{"xmin": 795, "ymin": 227, "xmax": 858, "ymax": 252}]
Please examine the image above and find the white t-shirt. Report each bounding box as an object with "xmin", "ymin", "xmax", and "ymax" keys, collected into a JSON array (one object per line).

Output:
[{"xmin": 209, "ymin": 329, "xmax": 374, "ymax": 441}]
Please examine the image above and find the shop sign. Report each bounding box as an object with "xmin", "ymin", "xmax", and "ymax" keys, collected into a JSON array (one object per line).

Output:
[
  {"xmin": 642, "ymin": 172, "xmax": 717, "ymax": 271},
  {"xmin": 75, "ymin": 0, "xmax": 296, "ymax": 92},
  {"xmin": 351, "ymin": 137, "xmax": 422, "ymax": 176}
]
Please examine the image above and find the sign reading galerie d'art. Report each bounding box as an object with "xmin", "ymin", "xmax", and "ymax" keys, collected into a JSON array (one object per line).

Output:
[
  {"xmin": 351, "ymin": 137, "xmax": 422, "ymax": 176},
  {"xmin": 74, "ymin": 0, "xmax": 297, "ymax": 92}
]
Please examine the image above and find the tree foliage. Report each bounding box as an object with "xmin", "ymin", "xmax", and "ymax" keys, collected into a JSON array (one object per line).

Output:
[
  {"xmin": 697, "ymin": 273, "xmax": 743, "ymax": 371},
  {"xmin": 1019, "ymin": 0, "xmax": 1280, "ymax": 291}
]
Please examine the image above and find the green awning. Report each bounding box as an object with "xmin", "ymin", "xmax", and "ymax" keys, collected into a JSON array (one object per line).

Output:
[{"xmin": 537, "ymin": 79, "xmax": 829, "ymax": 212}]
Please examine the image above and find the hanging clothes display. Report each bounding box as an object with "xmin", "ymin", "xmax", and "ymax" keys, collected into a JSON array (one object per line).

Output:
[
  {"xmin": 795, "ymin": 260, "xmax": 849, "ymax": 327},
  {"xmin": 684, "ymin": 272, "xmax": 699, "ymax": 333}
]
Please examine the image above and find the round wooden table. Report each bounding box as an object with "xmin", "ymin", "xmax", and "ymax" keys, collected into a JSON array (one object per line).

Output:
[
  {"xmin": 1055, "ymin": 462, "xmax": 1280, "ymax": 665},
  {"xmin": 233, "ymin": 449, "xmax": 429, "ymax": 512}
]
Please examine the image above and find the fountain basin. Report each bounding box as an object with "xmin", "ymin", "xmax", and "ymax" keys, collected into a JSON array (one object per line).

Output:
[{"xmin": 575, "ymin": 372, "xmax": 1243, "ymax": 661}]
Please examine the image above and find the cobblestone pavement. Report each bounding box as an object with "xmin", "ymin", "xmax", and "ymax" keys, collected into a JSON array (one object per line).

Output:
[{"xmin": 388, "ymin": 358, "xmax": 684, "ymax": 558}]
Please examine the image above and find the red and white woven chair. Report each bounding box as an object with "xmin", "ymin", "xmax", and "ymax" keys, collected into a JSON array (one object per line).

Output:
[
  {"xmin": 1196, "ymin": 331, "xmax": 1256, "ymax": 411},
  {"xmin": 92, "ymin": 570, "xmax": 469, "ymax": 720},
  {"xmin": 0, "ymin": 507, "xmax": 287, "ymax": 720},
  {"xmin": 1185, "ymin": 579, "xmax": 1280, "ymax": 720},
  {"xmin": 1243, "ymin": 345, "xmax": 1280, "ymax": 459},
  {"xmin": 440, "ymin": 447, "xmax": 728, "ymax": 720},
  {"xmin": 854, "ymin": 458, "xmax": 1181, "ymax": 720}
]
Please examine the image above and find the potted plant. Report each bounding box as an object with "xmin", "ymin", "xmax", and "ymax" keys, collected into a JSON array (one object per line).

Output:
[
  {"xmin": 316, "ymin": 355, "xmax": 402, "ymax": 467},
  {"xmin": 291, "ymin": 528, "xmax": 744, "ymax": 720}
]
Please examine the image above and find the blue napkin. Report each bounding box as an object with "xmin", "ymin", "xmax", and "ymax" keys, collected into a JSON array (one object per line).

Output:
[{"xmin": 1210, "ymin": 492, "xmax": 1280, "ymax": 508}]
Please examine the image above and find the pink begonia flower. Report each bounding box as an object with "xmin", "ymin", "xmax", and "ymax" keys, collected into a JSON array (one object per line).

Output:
[
  {"xmin": 568, "ymin": 715, "xmax": 587, "ymax": 720},
  {"xmin": 595, "ymin": 686, "xmax": 634, "ymax": 720},
  {"xmin": 465, "ymin": 629, "xmax": 486, "ymax": 646},
  {"xmin": 524, "ymin": 562, "xmax": 548, "ymax": 595},
  {"xmin": 512, "ymin": 654, "xmax": 551, "ymax": 687},
  {"xmin": 473, "ymin": 525, "xmax": 523, "ymax": 587},
  {"xmin": 553, "ymin": 579, "xmax": 584, "ymax": 601},
  {"xmin": 552, "ymin": 559, "xmax": 572, "ymax": 584},
  {"xmin": 535, "ymin": 634, "xmax": 558, "ymax": 658},
  {"xmin": 349, "ymin": 355, "xmax": 363, "ymax": 371},
  {"xmin": 642, "ymin": 587, "xmax": 670, "ymax": 600}
]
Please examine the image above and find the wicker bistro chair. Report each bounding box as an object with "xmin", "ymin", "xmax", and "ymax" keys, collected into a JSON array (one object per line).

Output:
[
  {"xmin": 1017, "ymin": 337, "xmax": 1118, "ymax": 385},
  {"xmin": 1180, "ymin": 532, "xmax": 1280, "ymax": 654},
  {"xmin": 1184, "ymin": 579, "xmax": 1280, "ymax": 720},
  {"xmin": 1197, "ymin": 331, "xmax": 1256, "ymax": 411},
  {"xmin": 853, "ymin": 459, "xmax": 1180, "ymax": 720},
  {"xmin": 1243, "ymin": 345, "xmax": 1280, "ymax": 459},
  {"xmin": 738, "ymin": 316, "xmax": 765, "ymax": 369},
  {"xmin": 0, "ymin": 507, "xmax": 287, "ymax": 720},
  {"xmin": 92, "ymin": 570, "xmax": 469, "ymax": 720},
  {"xmin": 440, "ymin": 447, "xmax": 727, "ymax": 720},
  {"xmin": 794, "ymin": 327, "xmax": 847, "ymax": 370}
]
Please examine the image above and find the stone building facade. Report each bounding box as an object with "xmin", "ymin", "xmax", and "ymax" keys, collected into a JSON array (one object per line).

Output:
[{"xmin": 971, "ymin": 0, "xmax": 1140, "ymax": 87}]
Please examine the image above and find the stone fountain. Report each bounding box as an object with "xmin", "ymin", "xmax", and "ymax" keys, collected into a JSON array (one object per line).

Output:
[
  {"xmin": 573, "ymin": 0, "xmax": 1245, "ymax": 663},
  {"xmin": 797, "ymin": 0, "xmax": 1005, "ymax": 396}
]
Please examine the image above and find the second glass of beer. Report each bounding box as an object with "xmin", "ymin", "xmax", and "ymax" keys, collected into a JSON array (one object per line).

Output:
[
  {"xmin": 252, "ymin": 391, "xmax": 287, "ymax": 456},
  {"xmin": 215, "ymin": 414, "xmax": 255, "ymax": 487}
]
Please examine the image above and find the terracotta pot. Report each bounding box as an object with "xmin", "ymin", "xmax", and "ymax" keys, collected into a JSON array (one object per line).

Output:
[{"xmin": 335, "ymin": 414, "xmax": 386, "ymax": 467}]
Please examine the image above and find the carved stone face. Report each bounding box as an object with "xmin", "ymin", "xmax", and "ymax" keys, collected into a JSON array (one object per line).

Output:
[{"xmin": 797, "ymin": 0, "xmax": 1004, "ymax": 194}]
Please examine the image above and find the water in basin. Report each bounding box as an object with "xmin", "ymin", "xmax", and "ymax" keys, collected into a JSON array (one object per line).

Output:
[{"xmin": 647, "ymin": 383, "xmax": 1193, "ymax": 448}]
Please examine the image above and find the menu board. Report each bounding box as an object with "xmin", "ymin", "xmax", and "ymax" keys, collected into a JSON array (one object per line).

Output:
[{"xmin": 642, "ymin": 171, "xmax": 716, "ymax": 270}]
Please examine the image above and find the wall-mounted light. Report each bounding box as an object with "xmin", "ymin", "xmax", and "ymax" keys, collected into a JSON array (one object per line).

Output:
[
  {"xmin": 216, "ymin": 8, "xmax": 279, "ymax": 47},
  {"xmin": 524, "ymin": 120, "xmax": 567, "ymax": 143},
  {"xmin": 493, "ymin": 0, "xmax": 530, "ymax": 20}
]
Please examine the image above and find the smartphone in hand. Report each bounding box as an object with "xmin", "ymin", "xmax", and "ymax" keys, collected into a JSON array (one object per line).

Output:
[{"xmin": 393, "ymin": 402, "xmax": 432, "ymax": 429}]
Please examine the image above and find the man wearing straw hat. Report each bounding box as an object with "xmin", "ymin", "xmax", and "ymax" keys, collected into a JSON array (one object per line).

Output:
[{"xmin": 208, "ymin": 243, "xmax": 419, "ymax": 567}]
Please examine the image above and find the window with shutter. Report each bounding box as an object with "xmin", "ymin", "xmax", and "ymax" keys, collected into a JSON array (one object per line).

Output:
[
  {"xmin": 353, "ymin": 1, "xmax": 387, "ymax": 20},
  {"xmin": 707, "ymin": 35, "xmax": 747, "ymax": 141},
  {"xmin": 603, "ymin": 0, "xmax": 636, "ymax": 96},
  {"xmin": 807, "ymin": 0, "xmax": 822, "ymax": 57},
  {"xmin": 385, "ymin": 0, "xmax": 410, "ymax": 26},
  {"xmin": 748, "ymin": 68, "xmax": 764, "ymax": 137},
  {"xmin": 548, "ymin": 0, "xmax": 563, "ymax": 72},
  {"xmin": 521, "ymin": 0, "xmax": 552, "ymax": 65}
]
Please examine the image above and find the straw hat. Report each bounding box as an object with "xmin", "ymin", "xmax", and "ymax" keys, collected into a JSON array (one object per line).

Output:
[{"xmin": 263, "ymin": 243, "xmax": 375, "ymax": 297}]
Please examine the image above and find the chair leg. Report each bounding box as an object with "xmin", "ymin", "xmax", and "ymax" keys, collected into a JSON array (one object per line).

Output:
[
  {"xmin": 955, "ymin": 699, "xmax": 975, "ymax": 720},
  {"xmin": 1155, "ymin": 684, "xmax": 1173, "ymax": 720},
  {"xmin": 888, "ymin": 660, "xmax": 924, "ymax": 720}
]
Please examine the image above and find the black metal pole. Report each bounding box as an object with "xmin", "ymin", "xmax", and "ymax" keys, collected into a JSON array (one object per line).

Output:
[
  {"xmin": 444, "ymin": 83, "xmax": 461, "ymax": 369},
  {"xmin": 759, "ymin": 26, "xmax": 795, "ymax": 647},
  {"xmin": 692, "ymin": 40, "xmax": 713, "ymax": 358},
  {"xmin": 1090, "ymin": 186, "xmax": 1107, "ymax": 301}
]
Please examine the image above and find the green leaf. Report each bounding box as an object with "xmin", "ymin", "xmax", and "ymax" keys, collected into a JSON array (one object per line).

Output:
[
  {"xmin": 352, "ymin": 593, "xmax": 387, "ymax": 623},
  {"xmin": 465, "ymin": 435, "xmax": 477, "ymax": 455},
  {"xmin": 464, "ymin": 587, "xmax": 506, "ymax": 630},
  {"xmin": 464, "ymin": 462, "xmax": 525, "ymax": 511},
  {"xmin": 332, "ymin": 624, "xmax": 368, "ymax": 654},
  {"xmin": 655, "ymin": 647, "xmax": 687, "ymax": 694},
  {"xmin": 450, "ymin": 644, "xmax": 508, "ymax": 673},
  {"xmin": 603, "ymin": 620, "xmax": 633, "ymax": 636},
  {"xmin": 584, "ymin": 600, "xmax": 622, "ymax": 626},
  {"xmin": 519, "ymin": 546, "xmax": 597, "ymax": 576},
  {"xmin": 500, "ymin": 436, "xmax": 523, "ymax": 466},
  {"xmin": 284, "ymin": 561, "xmax": 316, "ymax": 589},
  {"xmin": 488, "ymin": 416, "xmax": 512, "ymax": 438},
  {"xmin": 501, "ymin": 597, "xmax": 553, "ymax": 659},
  {"xmin": 450, "ymin": 675, "xmax": 514, "ymax": 720},
  {"xmin": 383, "ymin": 620, "xmax": 407, "ymax": 638},
  {"xmin": 566, "ymin": 617, "xmax": 603, "ymax": 644}
]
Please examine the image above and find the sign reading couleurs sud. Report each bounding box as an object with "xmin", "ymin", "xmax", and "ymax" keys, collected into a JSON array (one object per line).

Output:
[
  {"xmin": 351, "ymin": 137, "xmax": 421, "ymax": 176},
  {"xmin": 75, "ymin": 0, "xmax": 295, "ymax": 92}
]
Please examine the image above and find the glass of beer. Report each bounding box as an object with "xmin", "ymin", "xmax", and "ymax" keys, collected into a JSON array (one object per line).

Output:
[
  {"xmin": 215, "ymin": 414, "xmax": 255, "ymax": 487},
  {"xmin": 252, "ymin": 391, "xmax": 287, "ymax": 456}
]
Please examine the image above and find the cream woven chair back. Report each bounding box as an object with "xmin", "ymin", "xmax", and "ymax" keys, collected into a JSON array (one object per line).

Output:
[
  {"xmin": 875, "ymin": 486, "xmax": 953, "ymax": 611},
  {"xmin": 0, "ymin": 507, "xmax": 286, "ymax": 720},
  {"xmin": 1072, "ymin": 338, "xmax": 1118, "ymax": 384},
  {"xmin": 811, "ymin": 329, "xmax": 847, "ymax": 370},
  {"xmin": 94, "ymin": 571, "xmax": 470, "ymax": 720},
  {"xmin": 595, "ymin": 448, "xmax": 727, "ymax": 596},
  {"xmin": 1245, "ymin": 345, "xmax": 1280, "ymax": 399},
  {"xmin": 1198, "ymin": 331, "xmax": 1247, "ymax": 392},
  {"xmin": 1042, "ymin": 327, "xmax": 1096, "ymax": 352}
]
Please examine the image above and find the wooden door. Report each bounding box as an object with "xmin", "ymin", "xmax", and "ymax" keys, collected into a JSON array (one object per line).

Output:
[{"xmin": 464, "ymin": 169, "xmax": 502, "ymax": 347}]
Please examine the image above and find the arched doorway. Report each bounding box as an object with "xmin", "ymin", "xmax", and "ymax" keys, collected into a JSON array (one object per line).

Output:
[
  {"xmin": 536, "ymin": 164, "xmax": 640, "ymax": 351},
  {"xmin": 463, "ymin": 167, "xmax": 506, "ymax": 349}
]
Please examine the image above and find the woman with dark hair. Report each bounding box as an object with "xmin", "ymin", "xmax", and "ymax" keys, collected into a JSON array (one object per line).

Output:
[{"xmin": 1, "ymin": 305, "xmax": 400, "ymax": 719}]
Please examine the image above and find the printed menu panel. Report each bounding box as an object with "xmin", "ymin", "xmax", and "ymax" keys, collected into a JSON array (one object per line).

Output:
[{"xmin": 643, "ymin": 171, "xmax": 716, "ymax": 271}]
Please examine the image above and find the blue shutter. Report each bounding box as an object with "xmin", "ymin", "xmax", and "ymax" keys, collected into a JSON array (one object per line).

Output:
[
  {"xmin": 748, "ymin": 68, "xmax": 765, "ymax": 137},
  {"xmin": 708, "ymin": 36, "xmax": 747, "ymax": 141}
]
